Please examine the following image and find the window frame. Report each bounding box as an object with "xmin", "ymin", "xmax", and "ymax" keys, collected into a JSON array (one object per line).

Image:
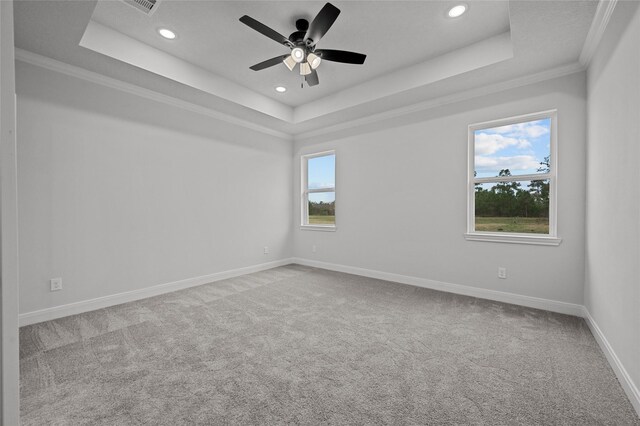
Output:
[
  {"xmin": 301, "ymin": 150, "xmax": 336, "ymax": 231},
  {"xmin": 465, "ymin": 110, "xmax": 561, "ymax": 246}
]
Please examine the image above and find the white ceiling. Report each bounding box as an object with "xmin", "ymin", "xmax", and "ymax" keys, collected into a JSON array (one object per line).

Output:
[
  {"xmin": 90, "ymin": 1, "xmax": 511, "ymax": 107},
  {"xmin": 13, "ymin": 0, "xmax": 598, "ymax": 137}
]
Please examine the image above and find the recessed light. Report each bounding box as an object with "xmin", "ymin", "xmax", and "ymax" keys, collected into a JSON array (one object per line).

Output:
[
  {"xmin": 158, "ymin": 28, "xmax": 176, "ymax": 40},
  {"xmin": 275, "ymin": 86, "xmax": 287, "ymax": 93},
  {"xmin": 448, "ymin": 4, "xmax": 467, "ymax": 18}
]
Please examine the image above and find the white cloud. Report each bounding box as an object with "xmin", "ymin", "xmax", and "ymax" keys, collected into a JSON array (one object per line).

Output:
[
  {"xmin": 475, "ymin": 155, "xmax": 541, "ymax": 173},
  {"xmin": 490, "ymin": 120, "xmax": 549, "ymax": 139},
  {"xmin": 475, "ymin": 133, "xmax": 530, "ymax": 155},
  {"xmin": 523, "ymin": 124, "xmax": 548, "ymax": 138},
  {"xmin": 308, "ymin": 181, "xmax": 335, "ymax": 190},
  {"xmin": 518, "ymin": 140, "xmax": 532, "ymax": 149}
]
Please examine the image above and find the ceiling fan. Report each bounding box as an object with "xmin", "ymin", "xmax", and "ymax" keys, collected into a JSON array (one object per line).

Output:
[{"xmin": 239, "ymin": 3, "xmax": 367, "ymax": 87}]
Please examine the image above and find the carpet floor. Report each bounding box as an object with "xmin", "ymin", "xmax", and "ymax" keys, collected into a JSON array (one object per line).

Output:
[{"xmin": 20, "ymin": 265, "xmax": 639, "ymax": 425}]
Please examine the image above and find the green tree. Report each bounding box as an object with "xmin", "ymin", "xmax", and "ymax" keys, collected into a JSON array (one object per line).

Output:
[
  {"xmin": 538, "ymin": 156, "xmax": 550, "ymax": 173},
  {"xmin": 527, "ymin": 157, "xmax": 550, "ymax": 218},
  {"xmin": 491, "ymin": 170, "xmax": 520, "ymax": 216},
  {"xmin": 308, "ymin": 200, "xmax": 335, "ymax": 216},
  {"xmin": 474, "ymin": 171, "xmax": 484, "ymax": 193}
]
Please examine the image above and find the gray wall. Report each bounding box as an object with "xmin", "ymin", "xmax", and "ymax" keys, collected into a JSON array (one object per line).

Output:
[
  {"xmin": 16, "ymin": 62, "xmax": 293, "ymax": 315},
  {"xmin": 585, "ymin": 0, "xmax": 640, "ymax": 405},
  {"xmin": 17, "ymin": 62, "xmax": 590, "ymax": 314},
  {"xmin": 294, "ymin": 72, "xmax": 587, "ymax": 305},
  {"xmin": 1, "ymin": 0, "xmax": 20, "ymax": 422}
]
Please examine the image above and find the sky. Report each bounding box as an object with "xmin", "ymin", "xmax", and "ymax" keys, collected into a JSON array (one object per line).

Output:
[
  {"xmin": 474, "ymin": 118, "xmax": 551, "ymax": 179},
  {"xmin": 307, "ymin": 154, "xmax": 335, "ymax": 203}
]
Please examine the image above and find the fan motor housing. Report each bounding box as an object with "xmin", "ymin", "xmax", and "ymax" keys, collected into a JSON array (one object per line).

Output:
[
  {"xmin": 289, "ymin": 31, "xmax": 306, "ymax": 43},
  {"xmin": 296, "ymin": 19, "xmax": 309, "ymax": 31},
  {"xmin": 290, "ymin": 18, "xmax": 309, "ymax": 43}
]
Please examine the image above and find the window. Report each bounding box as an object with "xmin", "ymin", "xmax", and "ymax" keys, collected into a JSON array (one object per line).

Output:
[
  {"xmin": 301, "ymin": 151, "xmax": 335, "ymax": 230},
  {"xmin": 465, "ymin": 110, "xmax": 561, "ymax": 245}
]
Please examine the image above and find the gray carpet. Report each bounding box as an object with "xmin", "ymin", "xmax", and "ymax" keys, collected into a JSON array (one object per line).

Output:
[{"xmin": 20, "ymin": 265, "xmax": 639, "ymax": 425}]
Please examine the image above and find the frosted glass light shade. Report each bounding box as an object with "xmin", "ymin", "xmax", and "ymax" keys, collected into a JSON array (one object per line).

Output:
[
  {"xmin": 307, "ymin": 53, "xmax": 321, "ymax": 69},
  {"xmin": 283, "ymin": 55, "xmax": 297, "ymax": 71},
  {"xmin": 299, "ymin": 62, "xmax": 312, "ymax": 75},
  {"xmin": 291, "ymin": 47, "xmax": 305, "ymax": 63}
]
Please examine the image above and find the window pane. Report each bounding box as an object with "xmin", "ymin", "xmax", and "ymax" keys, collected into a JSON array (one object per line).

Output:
[
  {"xmin": 308, "ymin": 192, "xmax": 335, "ymax": 225},
  {"xmin": 474, "ymin": 118, "xmax": 551, "ymax": 179},
  {"xmin": 308, "ymin": 154, "xmax": 335, "ymax": 189},
  {"xmin": 475, "ymin": 179, "xmax": 549, "ymax": 234}
]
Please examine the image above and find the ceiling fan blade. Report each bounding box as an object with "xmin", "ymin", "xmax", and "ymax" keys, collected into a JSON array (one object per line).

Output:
[
  {"xmin": 304, "ymin": 3, "xmax": 340, "ymax": 47},
  {"xmin": 239, "ymin": 15, "xmax": 291, "ymax": 46},
  {"xmin": 250, "ymin": 55, "xmax": 289, "ymax": 71},
  {"xmin": 305, "ymin": 69, "xmax": 319, "ymax": 86},
  {"xmin": 315, "ymin": 49, "xmax": 366, "ymax": 64}
]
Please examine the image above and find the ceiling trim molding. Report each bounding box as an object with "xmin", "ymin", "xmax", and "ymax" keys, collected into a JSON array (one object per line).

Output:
[
  {"xmin": 293, "ymin": 32, "xmax": 514, "ymax": 124},
  {"xmin": 14, "ymin": 48, "xmax": 293, "ymax": 141},
  {"xmin": 80, "ymin": 20, "xmax": 293, "ymax": 123},
  {"xmin": 294, "ymin": 61, "xmax": 586, "ymax": 142},
  {"xmin": 14, "ymin": 49, "xmax": 587, "ymax": 144},
  {"xmin": 579, "ymin": 0, "xmax": 618, "ymax": 67}
]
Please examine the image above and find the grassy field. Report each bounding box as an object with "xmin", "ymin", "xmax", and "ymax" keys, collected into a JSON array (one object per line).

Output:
[
  {"xmin": 475, "ymin": 217, "xmax": 549, "ymax": 234},
  {"xmin": 307, "ymin": 215, "xmax": 546, "ymax": 232},
  {"xmin": 309, "ymin": 215, "xmax": 335, "ymax": 225}
]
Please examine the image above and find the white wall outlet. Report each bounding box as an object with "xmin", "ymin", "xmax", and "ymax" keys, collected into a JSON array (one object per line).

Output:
[
  {"xmin": 50, "ymin": 277, "xmax": 63, "ymax": 291},
  {"xmin": 312, "ymin": 245, "xmax": 317, "ymax": 253},
  {"xmin": 263, "ymin": 246, "xmax": 269, "ymax": 254},
  {"xmin": 498, "ymin": 267, "xmax": 507, "ymax": 279}
]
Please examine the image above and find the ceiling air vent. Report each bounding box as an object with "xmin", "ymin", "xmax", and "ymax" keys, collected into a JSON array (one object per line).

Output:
[{"xmin": 122, "ymin": 0, "xmax": 161, "ymax": 15}]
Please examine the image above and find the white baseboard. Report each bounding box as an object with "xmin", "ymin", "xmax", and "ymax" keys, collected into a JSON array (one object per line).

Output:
[
  {"xmin": 292, "ymin": 257, "xmax": 584, "ymax": 316},
  {"xmin": 292, "ymin": 258, "xmax": 639, "ymax": 416},
  {"xmin": 19, "ymin": 258, "xmax": 295, "ymax": 327},
  {"xmin": 582, "ymin": 306, "xmax": 640, "ymax": 416},
  {"xmin": 18, "ymin": 256, "xmax": 638, "ymax": 416}
]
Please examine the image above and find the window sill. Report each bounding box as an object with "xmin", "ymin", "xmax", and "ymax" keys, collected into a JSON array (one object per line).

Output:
[
  {"xmin": 464, "ymin": 232, "xmax": 562, "ymax": 246},
  {"xmin": 300, "ymin": 225, "xmax": 336, "ymax": 232}
]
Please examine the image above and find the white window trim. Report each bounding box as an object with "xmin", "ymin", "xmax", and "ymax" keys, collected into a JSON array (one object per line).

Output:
[
  {"xmin": 465, "ymin": 110, "xmax": 562, "ymax": 246},
  {"xmin": 301, "ymin": 150, "xmax": 336, "ymax": 231}
]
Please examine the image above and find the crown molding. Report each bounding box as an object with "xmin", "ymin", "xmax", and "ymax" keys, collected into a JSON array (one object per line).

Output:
[
  {"xmin": 15, "ymin": 48, "xmax": 587, "ymax": 144},
  {"xmin": 14, "ymin": 48, "xmax": 294, "ymax": 141},
  {"xmin": 293, "ymin": 31, "xmax": 514, "ymax": 124},
  {"xmin": 579, "ymin": 0, "xmax": 618, "ymax": 67},
  {"xmin": 294, "ymin": 61, "xmax": 586, "ymax": 142},
  {"xmin": 80, "ymin": 20, "xmax": 293, "ymax": 123}
]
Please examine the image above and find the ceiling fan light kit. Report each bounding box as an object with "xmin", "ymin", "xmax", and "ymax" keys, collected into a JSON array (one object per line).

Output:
[
  {"xmin": 291, "ymin": 47, "xmax": 306, "ymax": 63},
  {"xmin": 307, "ymin": 53, "xmax": 322, "ymax": 70},
  {"xmin": 299, "ymin": 62, "xmax": 312, "ymax": 76},
  {"xmin": 239, "ymin": 2, "xmax": 367, "ymax": 87},
  {"xmin": 283, "ymin": 55, "xmax": 297, "ymax": 71}
]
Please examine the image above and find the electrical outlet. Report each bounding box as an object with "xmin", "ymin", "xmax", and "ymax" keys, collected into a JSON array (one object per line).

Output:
[
  {"xmin": 312, "ymin": 245, "xmax": 317, "ymax": 253},
  {"xmin": 50, "ymin": 277, "xmax": 63, "ymax": 291},
  {"xmin": 263, "ymin": 246, "xmax": 269, "ymax": 254},
  {"xmin": 498, "ymin": 267, "xmax": 507, "ymax": 279}
]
